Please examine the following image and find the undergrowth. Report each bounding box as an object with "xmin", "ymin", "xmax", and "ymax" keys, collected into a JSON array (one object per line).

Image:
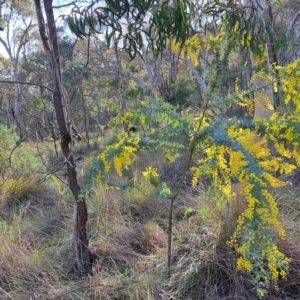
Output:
[
  {"xmin": 1, "ymin": 126, "xmax": 300, "ymax": 299},
  {"xmin": 1, "ymin": 166, "xmax": 300, "ymax": 299}
]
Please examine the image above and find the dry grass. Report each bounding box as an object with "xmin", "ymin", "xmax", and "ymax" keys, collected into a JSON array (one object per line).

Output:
[
  {"xmin": 276, "ymin": 185, "xmax": 300, "ymax": 297},
  {"xmin": 0, "ymin": 218, "xmax": 57, "ymax": 299},
  {"xmin": 0, "ymin": 231, "xmax": 41, "ymax": 288},
  {"xmin": 1, "ymin": 168, "xmax": 300, "ymax": 299}
]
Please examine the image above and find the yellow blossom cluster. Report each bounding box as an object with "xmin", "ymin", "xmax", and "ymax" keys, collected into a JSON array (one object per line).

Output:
[
  {"xmin": 171, "ymin": 34, "xmax": 201, "ymax": 66},
  {"xmin": 142, "ymin": 166, "xmax": 160, "ymax": 187},
  {"xmin": 235, "ymin": 78, "xmax": 239, "ymax": 92},
  {"xmin": 98, "ymin": 153, "xmax": 108, "ymax": 174},
  {"xmin": 228, "ymin": 125, "xmax": 269, "ymax": 159},
  {"xmin": 273, "ymin": 81, "xmax": 278, "ymax": 93},
  {"xmin": 192, "ymin": 144, "xmax": 234, "ymax": 199},
  {"xmin": 228, "ymin": 213, "xmax": 289, "ymax": 294},
  {"xmin": 242, "ymin": 182, "xmax": 257, "ymax": 220},
  {"xmin": 98, "ymin": 135, "xmax": 140, "ymax": 177},
  {"xmin": 191, "ymin": 168, "xmax": 201, "ymax": 188},
  {"xmin": 113, "ymin": 145, "xmax": 138, "ymax": 176},
  {"xmin": 206, "ymin": 31, "xmax": 225, "ymax": 53},
  {"xmin": 142, "ymin": 166, "xmax": 159, "ymax": 180},
  {"xmin": 239, "ymin": 31, "xmax": 252, "ymax": 47},
  {"xmin": 254, "ymin": 92, "xmax": 274, "ymax": 112},
  {"xmin": 281, "ymin": 59, "xmax": 300, "ymax": 111},
  {"xmin": 193, "ymin": 115, "xmax": 209, "ymax": 132},
  {"xmin": 234, "ymin": 228, "xmax": 289, "ymax": 294},
  {"xmin": 121, "ymin": 111, "xmax": 146, "ymax": 131},
  {"xmin": 229, "ymin": 151, "xmax": 248, "ymax": 175},
  {"xmin": 193, "ymin": 114, "xmax": 294, "ymax": 294},
  {"xmin": 251, "ymin": 44, "xmax": 267, "ymax": 66},
  {"xmin": 236, "ymin": 93, "xmax": 254, "ymax": 115},
  {"xmin": 236, "ymin": 256, "xmax": 253, "ymax": 272}
]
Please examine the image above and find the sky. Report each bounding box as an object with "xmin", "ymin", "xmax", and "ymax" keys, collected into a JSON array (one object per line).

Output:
[
  {"xmin": 0, "ymin": 0, "xmax": 127, "ymax": 60},
  {"xmin": 0, "ymin": 0, "xmax": 75, "ymax": 59}
]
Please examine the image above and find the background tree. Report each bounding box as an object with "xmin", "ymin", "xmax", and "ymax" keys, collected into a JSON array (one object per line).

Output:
[{"xmin": 0, "ymin": 0, "xmax": 36, "ymax": 138}]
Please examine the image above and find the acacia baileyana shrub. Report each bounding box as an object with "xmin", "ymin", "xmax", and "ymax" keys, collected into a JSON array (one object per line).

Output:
[{"xmin": 87, "ymin": 60, "xmax": 300, "ymax": 296}]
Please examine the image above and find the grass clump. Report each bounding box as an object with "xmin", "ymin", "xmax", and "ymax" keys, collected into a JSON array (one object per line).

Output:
[
  {"xmin": 0, "ymin": 217, "xmax": 48, "ymax": 298},
  {"xmin": 0, "ymin": 125, "xmax": 46, "ymax": 218}
]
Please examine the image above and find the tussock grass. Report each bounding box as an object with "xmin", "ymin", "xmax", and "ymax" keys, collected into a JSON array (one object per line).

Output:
[{"xmin": 0, "ymin": 217, "xmax": 54, "ymax": 299}]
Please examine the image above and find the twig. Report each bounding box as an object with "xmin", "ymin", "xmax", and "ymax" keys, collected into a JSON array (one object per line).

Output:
[
  {"xmin": 66, "ymin": 34, "xmax": 91, "ymax": 103},
  {"xmin": 0, "ymin": 80, "xmax": 53, "ymax": 92},
  {"xmin": 21, "ymin": 199, "xmax": 45, "ymax": 218},
  {"xmin": 8, "ymin": 126, "xmax": 56, "ymax": 167},
  {"xmin": 52, "ymin": 1, "xmax": 76, "ymax": 9}
]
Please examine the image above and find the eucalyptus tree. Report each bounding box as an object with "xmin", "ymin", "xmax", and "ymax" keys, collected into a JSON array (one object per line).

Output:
[
  {"xmin": 275, "ymin": 0, "xmax": 300, "ymax": 64},
  {"xmin": 0, "ymin": 0, "xmax": 37, "ymax": 138},
  {"xmin": 0, "ymin": 0, "xmax": 5, "ymax": 30}
]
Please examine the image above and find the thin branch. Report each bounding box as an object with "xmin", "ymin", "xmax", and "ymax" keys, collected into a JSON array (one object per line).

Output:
[
  {"xmin": 32, "ymin": 133, "xmax": 70, "ymax": 188},
  {"xmin": 8, "ymin": 126, "xmax": 56, "ymax": 166},
  {"xmin": 123, "ymin": 72, "xmax": 148, "ymax": 91},
  {"xmin": 288, "ymin": 9, "xmax": 300, "ymax": 32},
  {"xmin": 0, "ymin": 36, "xmax": 12, "ymax": 58},
  {"xmin": 52, "ymin": 1, "xmax": 77, "ymax": 9},
  {"xmin": 137, "ymin": 55, "xmax": 155, "ymax": 88},
  {"xmin": 15, "ymin": 20, "xmax": 35, "ymax": 65},
  {"xmin": 60, "ymin": 38, "xmax": 78, "ymax": 67},
  {"xmin": 66, "ymin": 34, "xmax": 90, "ymax": 103},
  {"xmin": 186, "ymin": 58, "xmax": 217, "ymax": 104},
  {"xmin": 0, "ymin": 80, "xmax": 53, "ymax": 92},
  {"xmin": 167, "ymin": 96, "xmax": 211, "ymax": 279}
]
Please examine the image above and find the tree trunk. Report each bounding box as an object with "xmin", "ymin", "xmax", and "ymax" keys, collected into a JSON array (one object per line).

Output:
[
  {"xmin": 13, "ymin": 69, "xmax": 23, "ymax": 138},
  {"xmin": 83, "ymin": 104, "xmax": 91, "ymax": 150},
  {"xmin": 34, "ymin": 0, "xmax": 92, "ymax": 273}
]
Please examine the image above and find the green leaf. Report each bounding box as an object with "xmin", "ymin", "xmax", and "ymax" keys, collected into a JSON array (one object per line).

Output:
[
  {"xmin": 106, "ymin": 28, "xmax": 116, "ymax": 48},
  {"xmin": 136, "ymin": 31, "xmax": 143, "ymax": 48},
  {"xmin": 105, "ymin": 0, "xmax": 119, "ymax": 15},
  {"xmin": 159, "ymin": 182, "xmax": 171, "ymax": 200}
]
